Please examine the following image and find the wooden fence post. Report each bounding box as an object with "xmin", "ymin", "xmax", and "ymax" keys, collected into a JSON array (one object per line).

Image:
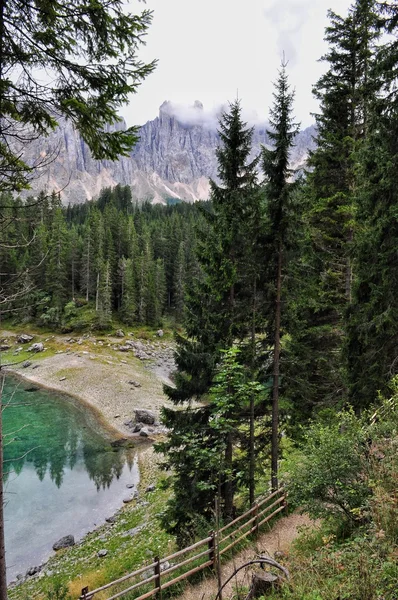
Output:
[
  {"xmin": 154, "ymin": 556, "xmax": 162, "ymax": 600},
  {"xmin": 214, "ymin": 529, "xmax": 222, "ymax": 600},
  {"xmin": 254, "ymin": 503, "xmax": 259, "ymax": 536},
  {"xmin": 81, "ymin": 586, "xmax": 89, "ymax": 600},
  {"xmin": 208, "ymin": 530, "xmax": 215, "ymax": 570},
  {"xmin": 283, "ymin": 492, "xmax": 289, "ymax": 515}
]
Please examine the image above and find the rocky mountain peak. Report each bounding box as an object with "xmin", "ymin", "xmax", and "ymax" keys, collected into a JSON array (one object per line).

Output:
[{"xmin": 19, "ymin": 102, "xmax": 316, "ymax": 205}]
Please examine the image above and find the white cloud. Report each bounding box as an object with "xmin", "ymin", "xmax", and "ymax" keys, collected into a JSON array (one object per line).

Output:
[{"xmin": 123, "ymin": 0, "xmax": 353, "ymax": 128}]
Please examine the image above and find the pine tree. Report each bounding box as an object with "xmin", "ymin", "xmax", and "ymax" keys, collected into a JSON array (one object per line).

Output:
[
  {"xmin": 167, "ymin": 101, "xmax": 260, "ymax": 404},
  {"xmin": 103, "ymin": 202, "xmax": 119, "ymax": 307},
  {"xmin": 154, "ymin": 258, "xmax": 167, "ymax": 325},
  {"xmin": 157, "ymin": 347, "xmax": 265, "ymax": 546},
  {"xmin": 159, "ymin": 101, "xmax": 264, "ymax": 535},
  {"xmin": 96, "ymin": 260, "xmax": 112, "ymax": 329},
  {"xmin": 0, "ymin": 0, "xmax": 156, "ymax": 193},
  {"xmin": 45, "ymin": 206, "xmax": 68, "ymax": 309},
  {"xmin": 28, "ymin": 221, "xmax": 49, "ymax": 301},
  {"xmin": 136, "ymin": 229, "xmax": 152, "ymax": 324},
  {"xmin": 67, "ymin": 226, "xmax": 81, "ymax": 300},
  {"xmin": 80, "ymin": 222, "xmax": 92, "ymax": 303},
  {"xmin": 173, "ymin": 241, "xmax": 186, "ymax": 321},
  {"xmin": 119, "ymin": 257, "xmax": 136, "ymax": 325},
  {"xmin": 285, "ymin": 1, "xmax": 378, "ymax": 421},
  {"xmin": 346, "ymin": 1, "xmax": 398, "ymax": 406},
  {"xmin": 90, "ymin": 209, "xmax": 105, "ymax": 310},
  {"xmin": 262, "ymin": 62, "xmax": 299, "ymax": 490}
]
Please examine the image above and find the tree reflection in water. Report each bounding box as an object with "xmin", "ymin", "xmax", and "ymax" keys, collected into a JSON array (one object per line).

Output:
[{"xmin": 2, "ymin": 377, "xmax": 134, "ymax": 489}]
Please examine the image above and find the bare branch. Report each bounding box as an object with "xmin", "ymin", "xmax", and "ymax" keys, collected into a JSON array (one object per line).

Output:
[{"xmin": 3, "ymin": 445, "xmax": 41, "ymax": 463}]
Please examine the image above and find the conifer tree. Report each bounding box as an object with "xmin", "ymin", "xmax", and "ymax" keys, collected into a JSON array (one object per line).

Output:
[
  {"xmin": 96, "ymin": 260, "xmax": 112, "ymax": 329},
  {"xmin": 262, "ymin": 62, "xmax": 299, "ymax": 490},
  {"xmin": 67, "ymin": 226, "xmax": 80, "ymax": 300},
  {"xmin": 174, "ymin": 241, "xmax": 186, "ymax": 321},
  {"xmin": 119, "ymin": 257, "xmax": 136, "ymax": 325},
  {"xmin": 80, "ymin": 223, "xmax": 92, "ymax": 303},
  {"xmin": 45, "ymin": 207, "xmax": 68, "ymax": 309},
  {"xmin": 28, "ymin": 221, "xmax": 49, "ymax": 298},
  {"xmin": 89, "ymin": 209, "xmax": 105, "ymax": 310},
  {"xmin": 346, "ymin": 1, "xmax": 398, "ymax": 406},
  {"xmin": 137, "ymin": 230, "xmax": 152, "ymax": 324},
  {"xmin": 0, "ymin": 0, "xmax": 156, "ymax": 193},
  {"xmin": 154, "ymin": 258, "xmax": 167, "ymax": 325},
  {"xmin": 159, "ymin": 101, "xmax": 263, "ymax": 535},
  {"xmin": 167, "ymin": 101, "xmax": 260, "ymax": 404},
  {"xmin": 286, "ymin": 1, "xmax": 378, "ymax": 421}
]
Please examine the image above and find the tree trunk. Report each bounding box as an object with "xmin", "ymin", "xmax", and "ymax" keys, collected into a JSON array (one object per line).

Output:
[
  {"xmin": 247, "ymin": 572, "xmax": 280, "ymax": 599},
  {"xmin": 0, "ymin": 377, "xmax": 8, "ymax": 600},
  {"xmin": 85, "ymin": 239, "xmax": 90, "ymax": 302},
  {"xmin": 71, "ymin": 256, "xmax": 75, "ymax": 300},
  {"xmin": 271, "ymin": 244, "xmax": 282, "ymax": 492},
  {"xmin": 95, "ymin": 271, "xmax": 100, "ymax": 312},
  {"xmin": 346, "ymin": 227, "xmax": 353, "ymax": 302},
  {"xmin": 249, "ymin": 278, "xmax": 256, "ymax": 506},
  {"xmin": 223, "ymin": 432, "xmax": 234, "ymax": 518},
  {"xmin": 0, "ymin": 0, "xmax": 9, "ymax": 592},
  {"xmin": 249, "ymin": 394, "xmax": 255, "ymax": 505}
]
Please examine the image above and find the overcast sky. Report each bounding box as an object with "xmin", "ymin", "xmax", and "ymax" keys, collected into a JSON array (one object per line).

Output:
[{"xmin": 123, "ymin": 0, "xmax": 353, "ymax": 128}]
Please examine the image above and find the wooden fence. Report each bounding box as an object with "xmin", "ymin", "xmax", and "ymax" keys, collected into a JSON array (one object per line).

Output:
[{"xmin": 80, "ymin": 488, "xmax": 286, "ymax": 600}]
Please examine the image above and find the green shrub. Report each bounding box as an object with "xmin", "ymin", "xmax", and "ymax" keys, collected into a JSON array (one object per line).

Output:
[
  {"xmin": 63, "ymin": 301, "xmax": 77, "ymax": 320},
  {"xmin": 284, "ymin": 408, "xmax": 371, "ymax": 526},
  {"xmin": 45, "ymin": 579, "xmax": 71, "ymax": 600},
  {"xmin": 40, "ymin": 306, "xmax": 62, "ymax": 327}
]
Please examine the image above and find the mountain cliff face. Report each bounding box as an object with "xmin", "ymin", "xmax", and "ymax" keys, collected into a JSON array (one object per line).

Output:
[{"xmin": 22, "ymin": 101, "xmax": 316, "ymax": 204}]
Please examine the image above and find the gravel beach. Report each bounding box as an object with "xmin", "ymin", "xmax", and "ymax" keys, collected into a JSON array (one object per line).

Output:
[{"xmin": 2, "ymin": 332, "xmax": 175, "ymax": 438}]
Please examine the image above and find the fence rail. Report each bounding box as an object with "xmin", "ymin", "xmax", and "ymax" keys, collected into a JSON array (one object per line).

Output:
[{"xmin": 80, "ymin": 487, "xmax": 286, "ymax": 600}]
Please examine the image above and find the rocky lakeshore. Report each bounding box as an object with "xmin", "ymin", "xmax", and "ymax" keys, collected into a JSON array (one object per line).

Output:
[
  {"xmin": 0, "ymin": 329, "xmax": 177, "ymax": 596},
  {"xmin": 1, "ymin": 329, "xmax": 176, "ymax": 439}
]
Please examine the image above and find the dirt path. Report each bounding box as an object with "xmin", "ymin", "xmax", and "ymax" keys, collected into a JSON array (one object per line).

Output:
[{"xmin": 178, "ymin": 513, "xmax": 317, "ymax": 600}]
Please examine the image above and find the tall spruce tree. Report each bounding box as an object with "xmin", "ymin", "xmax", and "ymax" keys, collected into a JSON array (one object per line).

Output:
[
  {"xmin": 119, "ymin": 257, "xmax": 136, "ymax": 325},
  {"xmin": 285, "ymin": 1, "xmax": 378, "ymax": 422},
  {"xmin": 173, "ymin": 241, "xmax": 186, "ymax": 321},
  {"xmin": 158, "ymin": 101, "xmax": 263, "ymax": 536},
  {"xmin": 45, "ymin": 206, "xmax": 68, "ymax": 310},
  {"xmin": 346, "ymin": 1, "xmax": 398, "ymax": 406},
  {"xmin": 262, "ymin": 62, "xmax": 299, "ymax": 490},
  {"xmin": 96, "ymin": 260, "xmax": 112, "ymax": 329}
]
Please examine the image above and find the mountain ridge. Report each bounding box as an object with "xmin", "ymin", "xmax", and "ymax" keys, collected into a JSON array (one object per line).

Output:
[{"xmin": 21, "ymin": 101, "xmax": 316, "ymax": 204}]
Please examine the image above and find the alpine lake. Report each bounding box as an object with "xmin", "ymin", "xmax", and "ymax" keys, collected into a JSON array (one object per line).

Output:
[{"xmin": 2, "ymin": 375, "xmax": 139, "ymax": 583}]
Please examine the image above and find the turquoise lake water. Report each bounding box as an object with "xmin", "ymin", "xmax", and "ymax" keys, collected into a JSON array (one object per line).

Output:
[{"xmin": 2, "ymin": 376, "xmax": 139, "ymax": 582}]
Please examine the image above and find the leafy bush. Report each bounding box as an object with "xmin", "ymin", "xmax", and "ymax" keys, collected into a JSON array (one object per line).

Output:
[
  {"xmin": 63, "ymin": 301, "xmax": 77, "ymax": 320},
  {"xmin": 284, "ymin": 408, "xmax": 371, "ymax": 526},
  {"xmin": 254, "ymin": 394, "xmax": 398, "ymax": 600},
  {"xmin": 39, "ymin": 306, "xmax": 62, "ymax": 327}
]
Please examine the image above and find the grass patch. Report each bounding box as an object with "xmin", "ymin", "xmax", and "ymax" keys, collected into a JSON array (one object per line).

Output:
[
  {"xmin": 262, "ymin": 523, "xmax": 398, "ymax": 600},
  {"xmin": 0, "ymin": 308, "xmax": 175, "ymax": 341},
  {"xmin": 1, "ymin": 346, "xmax": 56, "ymax": 368}
]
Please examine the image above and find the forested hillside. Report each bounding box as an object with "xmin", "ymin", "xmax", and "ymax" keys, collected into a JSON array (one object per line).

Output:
[{"xmin": 0, "ymin": 188, "xmax": 205, "ymax": 329}]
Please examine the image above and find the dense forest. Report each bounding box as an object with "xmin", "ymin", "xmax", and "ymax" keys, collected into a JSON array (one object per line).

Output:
[
  {"xmin": 0, "ymin": 188, "xmax": 205, "ymax": 329},
  {"xmin": 1, "ymin": 0, "xmax": 398, "ymax": 578},
  {"xmin": 156, "ymin": 0, "xmax": 398, "ymax": 545}
]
